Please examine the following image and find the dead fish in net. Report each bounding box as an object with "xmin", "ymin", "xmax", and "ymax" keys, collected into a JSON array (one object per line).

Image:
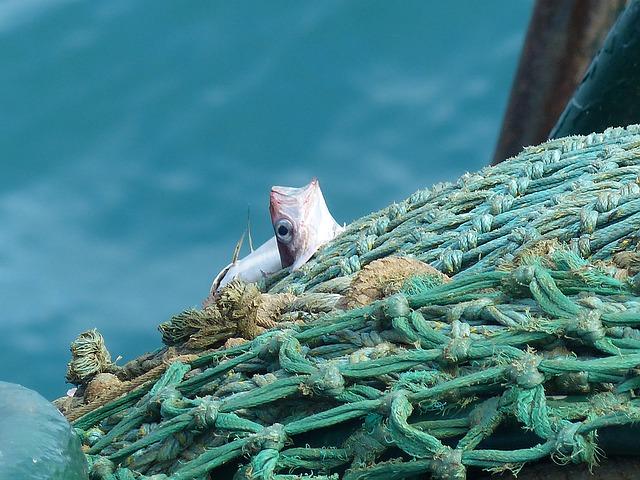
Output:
[{"xmin": 208, "ymin": 178, "xmax": 343, "ymax": 295}]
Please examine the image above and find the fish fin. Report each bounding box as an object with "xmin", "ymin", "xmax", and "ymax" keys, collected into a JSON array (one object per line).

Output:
[
  {"xmin": 231, "ymin": 231, "xmax": 245, "ymax": 264},
  {"xmin": 209, "ymin": 263, "xmax": 232, "ymax": 298},
  {"xmin": 247, "ymin": 206, "xmax": 254, "ymax": 253}
]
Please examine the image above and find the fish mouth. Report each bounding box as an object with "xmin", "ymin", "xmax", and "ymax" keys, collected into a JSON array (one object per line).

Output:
[
  {"xmin": 269, "ymin": 178, "xmax": 320, "ymax": 228},
  {"xmin": 269, "ymin": 178, "xmax": 319, "ymax": 212}
]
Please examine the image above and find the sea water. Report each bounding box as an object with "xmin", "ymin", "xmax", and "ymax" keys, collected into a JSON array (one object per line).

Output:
[{"xmin": 0, "ymin": 1, "xmax": 532, "ymax": 399}]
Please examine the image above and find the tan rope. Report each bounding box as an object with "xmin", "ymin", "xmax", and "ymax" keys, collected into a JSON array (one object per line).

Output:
[{"xmin": 66, "ymin": 353, "xmax": 198, "ymax": 423}]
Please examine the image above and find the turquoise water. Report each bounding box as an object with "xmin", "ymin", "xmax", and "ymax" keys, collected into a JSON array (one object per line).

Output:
[{"xmin": 0, "ymin": 1, "xmax": 532, "ymax": 399}]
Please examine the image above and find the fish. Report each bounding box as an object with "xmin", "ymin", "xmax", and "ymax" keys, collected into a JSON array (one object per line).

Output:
[
  {"xmin": 207, "ymin": 178, "xmax": 343, "ymax": 297},
  {"xmin": 270, "ymin": 178, "xmax": 344, "ymax": 270}
]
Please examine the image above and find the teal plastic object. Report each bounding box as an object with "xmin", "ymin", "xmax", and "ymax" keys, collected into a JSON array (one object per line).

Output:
[{"xmin": 0, "ymin": 381, "xmax": 87, "ymax": 480}]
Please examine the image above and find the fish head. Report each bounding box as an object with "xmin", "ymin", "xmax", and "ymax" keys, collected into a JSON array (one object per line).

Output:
[{"xmin": 269, "ymin": 178, "xmax": 342, "ymax": 270}]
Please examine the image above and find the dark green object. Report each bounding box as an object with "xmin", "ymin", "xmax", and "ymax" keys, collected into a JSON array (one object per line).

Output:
[
  {"xmin": 550, "ymin": 0, "xmax": 640, "ymax": 138},
  {"xmin": 0, "ymin": 381, "xmax": 88, "ymax": 480}
]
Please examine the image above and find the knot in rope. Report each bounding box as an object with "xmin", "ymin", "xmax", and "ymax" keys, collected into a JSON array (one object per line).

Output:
[
  {"xmin": 382, "ymin": 293, "xmax": 410, "ymax": 321},
  {"xmin": 441, "ymin": 248, "xmax": 463, "ymax": 274},
  {"xmin": 147, "ymin": 386, "xmax": 182, "ymax": 417},
  {"xmin": 507, "ymin": 176, "xmax": 530, "ymax": 197},
  {"xmin": 369, "ymin": 217, "xmax": 389, "ymax": 236},
  {"xmin": 89, "ymin": 456, "xmax": 115, "ymax": 477},
  {"xmin": 552, "ymin": 421, "xmax": 593, "ymax": 465},
  {"xmin": 595, "ymin": 191, "xmax": 620, "ymax": 213},
  {"xmin": 245, "ymin": 424, "xmax": 287, "ymax": 454},
  {"xmin": 507, "ymin": 227, "xmax": 540, "ymax": 246},
  {"xmin": 570, "ymin": 235, "xmax": 592, "ymax": 258},
  {"xmin": 580, "ymin": 207, "xmax": 598, "ymax": 234},
  {"xmin": 601, "ymin": 143, "xmax": 625, "ymax": 157},
  {"xmin": 343, "ymin": 415, "xmax": 391, "ymax": 466},
  {"xmin": 355, "ymin": 234, "xmax": 376, "ymax": 255},
  {"xmin": 489, "ymin": 194, "xmax": 514, "ymax": 214},
  {"xmin": 441, "ymin": 320, "xmax": 471, "ymax": 364},
  {"xmin": 388, "ymin": 202, "xmax": 407, "ymax": 221},
  {"xmin": 632, "ymin": 273, "xmax": 640, "ymax": 294},
  {"xmin": 508, "ymin": 352, "xmax": 544, "ymax": 389},
  {"xmin": 66, "ymin": 329, "xmax": 114, "ymax": 385},
  {"xmin": 584, "ymin": 132, "xmax": 599, "ymax": 145},
  {"xmin": 423, "ymin": 209, "xmax": 442, "ymax": 223},
  {"xmin": 620, "ymin": 181, "xmax": 640, "ymax": 197},
  {"xmin": 567, "ymin": 310, "xmax": 606, "ymax": 344},
  {"xmin": 541, "ymin": 148, "xmax": 561, "ymax": 163},
  {"xmin": 472, "ymin": 213, "xmax": 493, "ymax": 233},
  {"xmin": 525, "ymin": 161, "xmax": 544, "ymax": 179},
  {"xmin": 192, "ymin": 398, "xmax": 221, "ymax": 430},
  {"xmin": 257, "ymin": 331, "xmax": 292, "ymax": 362},
  {"xmin": 84, "ymin": 427, "xmax": 104, "ymax": 447},
  {"xmin": 339, "ymin": 255, "xmax": 362, "ymax": 275},
  {"xmin": 457, "ymin": 229, "xmax": 478, "ymax": 252},
  {"xmin": 571, "ymin": 177, "xmax": 594, "ymax": 191},
  {"xmin": 302, "ymin": 363, "xmax": 345, "ymax": 397},
  {"xmin": 408, "ymin": 188, "xmax": 431, "ymax": 205},
  {"xmin": 511, "ymin": 265, "xmax": 536, "ymax": 287},
  {"xmin": 380, "ymin": 389, "xmax": 409, "ymax": 415},
  {"xmin": 431, "ymin": 447, "xmax": 466, "ymax": 480}
]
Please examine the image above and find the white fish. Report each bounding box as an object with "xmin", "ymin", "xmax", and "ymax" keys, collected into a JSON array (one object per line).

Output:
[
  {"xmin": 270, "ymin": 178, "xmax": 344, "ymax": 270},
  {"xmin": 208, "ymin": 178, "xmax": 343, "ymax": 296}
]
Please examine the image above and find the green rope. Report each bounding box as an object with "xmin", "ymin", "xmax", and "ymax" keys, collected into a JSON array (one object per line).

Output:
[{"xmin": 67, "ymin": 125, "xmax": 640, "ymax": 479}]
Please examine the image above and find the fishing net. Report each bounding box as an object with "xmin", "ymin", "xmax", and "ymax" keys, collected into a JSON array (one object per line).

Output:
[{"xmin": 58, "ymin": 124, "xmax": 640, "ymax": 479}]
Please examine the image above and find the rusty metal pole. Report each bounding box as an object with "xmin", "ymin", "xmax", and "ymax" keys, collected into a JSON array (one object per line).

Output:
[{"xmin": 492, "ymin": 0, "xmax": 625, "ymax": 165}]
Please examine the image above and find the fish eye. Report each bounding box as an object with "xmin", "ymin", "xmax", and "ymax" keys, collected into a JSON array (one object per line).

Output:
[{"xmin": 275, "ymin": 219, "xmax": 294, "ymax": 243}]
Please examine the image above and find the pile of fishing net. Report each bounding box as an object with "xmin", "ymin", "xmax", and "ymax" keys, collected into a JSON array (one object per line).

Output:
[{"xmin": 58, "ymin": 125, "xmax": 640, "ymax": 479}]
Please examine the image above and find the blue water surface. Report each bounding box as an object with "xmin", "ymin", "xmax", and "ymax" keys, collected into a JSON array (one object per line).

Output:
[{"xmin": 0, "ymin": 1, "xmax": 532, "ymax": 399}]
